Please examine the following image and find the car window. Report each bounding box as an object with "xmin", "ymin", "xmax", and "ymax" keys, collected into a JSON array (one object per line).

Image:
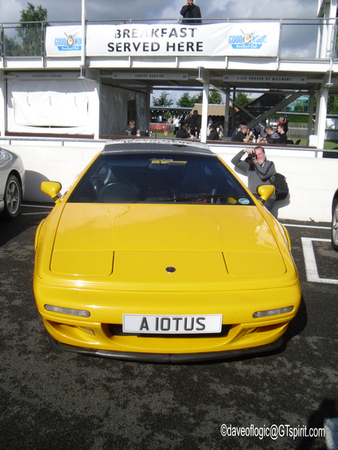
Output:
[{"xmin": 68, "ymin": 152, "xmax": 254, "ymax": 205}]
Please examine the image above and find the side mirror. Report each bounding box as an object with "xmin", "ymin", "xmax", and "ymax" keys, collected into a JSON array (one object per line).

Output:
[
  {"xmin": 41, "ymin": 181, "xmax": 62, "ymax": 203},
  {"xmin": 257, "ymin": 185, "xmax": 275, "ymax": 202}
]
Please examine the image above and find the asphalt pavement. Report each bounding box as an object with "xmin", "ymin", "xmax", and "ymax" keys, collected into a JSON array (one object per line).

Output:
[{"xmin": 0, "ymin": 204, "xmax": 337, "ymax": 450}]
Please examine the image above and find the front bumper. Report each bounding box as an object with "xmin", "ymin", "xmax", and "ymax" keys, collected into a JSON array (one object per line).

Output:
[{"xmin": 49, "ymin": 335, "xmax": 285, "ymax": 363}]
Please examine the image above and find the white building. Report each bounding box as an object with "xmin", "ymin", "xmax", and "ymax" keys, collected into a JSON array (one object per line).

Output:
[{"xmin": 0, "ymin": 0, "xmax": 337, "ymax": 222}]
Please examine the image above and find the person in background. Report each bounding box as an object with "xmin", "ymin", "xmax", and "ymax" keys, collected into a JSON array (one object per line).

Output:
[
  {"xmin": 176, "ymin": 122, "xmax": 191, "ymax": 139},
  {"xmin": 262, "ymin": 125, "xmax": 280, "ymax": 144},
  {"xmin": 231, "ymin": 146, "xmax": 276, "ymax": 212},
  {"xmin": 180, "ymin": 0, "xmax": 202, "ymax": 24},
  {"xmin": 231, "ymin": 124, "xmax": 253, "ymax": 143},
  {"xmin": 187, "ymin": 109, "xmax": 201, "ymax": 137},
  {"xmin": 125, "ymin": 120, "xmax": 140, "ymax": 136},
  {"xmin": 174, "ymin": 116, "xmax": 180, "ymax": 135},
  {"xmin": 277, "ymin": 116, "xmax": 288, "ymax": 134},
  {"xmin": 277, "ymin": 124, "xmax": 288, "ymax": 144},
  {"xmin": 208, "ymin": 123, "xmax": 219, "ymax": 140},
  {"xmin": 231, "ymin": 124, "xmax": 241, "ymax": 141}
]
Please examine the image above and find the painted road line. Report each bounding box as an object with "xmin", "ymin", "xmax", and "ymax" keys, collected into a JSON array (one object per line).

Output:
[
  {"xmin": 283, "ymin": 223, "xmax": 330, "ymax": 230},
  {"xmin": 301, "ymin": 237, "xmax": 338, "ymax": 285}
]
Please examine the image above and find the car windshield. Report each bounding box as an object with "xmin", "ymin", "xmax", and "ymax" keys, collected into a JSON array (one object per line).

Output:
[{"xmin": 68, "ymin": 152, "xmax": 254, "ymax": 205}]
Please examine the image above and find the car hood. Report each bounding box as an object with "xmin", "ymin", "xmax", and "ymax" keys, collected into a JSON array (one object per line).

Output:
[{"xmin": 50, "ymin": 203, "xmax": 287, "ymax": 282}]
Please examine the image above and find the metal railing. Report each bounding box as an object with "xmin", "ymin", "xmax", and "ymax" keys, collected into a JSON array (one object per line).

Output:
[{"xmin": 1, "ymin": 18, "xmax": 338, "ymax": 60}]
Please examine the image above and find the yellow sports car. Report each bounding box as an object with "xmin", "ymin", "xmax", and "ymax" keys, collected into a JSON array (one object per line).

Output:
[{"xmin": 34, "ymin": 140, "xmax": 301, "ymax": 362}]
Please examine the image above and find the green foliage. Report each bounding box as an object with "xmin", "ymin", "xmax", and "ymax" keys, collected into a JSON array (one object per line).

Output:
[
  {"xmin": 20, "ymin": 2, "xmax": 48, "ymax": 22},
  {"xmin": 294, "ymin": 105, "xmax": 304, "ymax": 112},
  {"xmin": 15, "ymin": 2, "xmax": 48, "ymax": 56},
  {"xmin": 152, "ymin": 91, "xmax": 173, "ymax": 107},
  {"xmin": 208, "ymin": 91, "xmax": 222, "ymax": 104},
  {"xmin": 286, "ymin": 115, "xmax": 308, "ymax": 124},
  {"xmin": 327, "ymin": 96, "xmax": 338, "ymax": 114},
  {"xmin": 177, "ymin": 92, "xmax": 195, "ymax": 108},
  {"xmin": 235, "ymin": 92, "xmax": 251, "ymax": 108},
  {"xmin": 4, "ymin": 37, "xmax": 22, "ymax": 56},
  {"xmin": 177, "ymin": 90, "xmax": 222, "ymax": 107},
  {"xmin": 163, "ymin": 112, "xmax": 172, "ymax": 120},
  {"xmin": 191, "ymin": 92, "xmax": 203, "ymax": 104}
]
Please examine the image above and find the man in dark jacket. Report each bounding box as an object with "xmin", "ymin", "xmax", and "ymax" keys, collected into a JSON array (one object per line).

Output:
[
  {"xmin": 176, "ymin": 123, "xmax": 191, "ymax": 139},
  {"xmin": 180, "ymin": 0, "xmax": 202, "ymax": 24},
  {"xmin": 232, "ymin": 124, "xmax": 253, "ymax": 143},
  {"xmin": 263, "ymin": 125, "xmax": 280, "ymax": 144},
  {"xmin": 187, "ymin": 110, "xmax": 201, "ymax": 137},
  {"xmin": 277, "ymin": 124, "xmax": 288, "ymax": 144}
]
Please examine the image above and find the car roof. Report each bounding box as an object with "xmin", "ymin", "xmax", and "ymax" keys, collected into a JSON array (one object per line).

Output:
[{"xmin": 102, "ymin": 139, "xmax": 214, "ymax": 155}]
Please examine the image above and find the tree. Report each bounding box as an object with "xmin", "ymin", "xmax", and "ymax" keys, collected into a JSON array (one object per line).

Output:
[
  {"xmin": 177, "ymin": 90, "xmax": 223, "ymax": 107},
  {"xmin": 235, "ymin": 92, "xmax": 251, "ymax": 108},
  {"xmin": 4, "ymin": 37, "xmax": 22, "ymax": 56},
  {"xmin": 191, "ymin": 92, "xmax": 203, "ymax": 104},
  {"xmin": 152, "ymin": 91, "xmax": 173, "ymax": 107},
  {"xmin": 16, "ymin": 2, "xmax": 48, "ymax": 56},
  {"xmin": 208, "ymin": 91, "xmax": 222, "ymax": 104},
  {"xmin": 177, "ymin": 92, "xmax": 195, "ymax": 108},
  {"xmin": 327, "ymin": 96, "xmax": 338, "ymax": 114}
]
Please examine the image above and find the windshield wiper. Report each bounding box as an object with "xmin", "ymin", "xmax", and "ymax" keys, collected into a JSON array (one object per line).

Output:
[{"xmin": 176, "ymin": 194, "xmax": 235, "ymax": 203}]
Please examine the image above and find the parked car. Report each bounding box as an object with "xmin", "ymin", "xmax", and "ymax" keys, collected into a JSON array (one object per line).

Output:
[
  {"xmin": 0, "ymin": 148, "xmax": 25, "ymax": 219},
  {"xmin": 33, "ymin": 139, "xmax": 301, "ymax": 362},
  {"xmin": 331, "ymin": 189, "xmax": 338, "ymax": 251}
]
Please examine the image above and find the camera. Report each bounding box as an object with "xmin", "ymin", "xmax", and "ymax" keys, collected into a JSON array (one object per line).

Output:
[{"xmin": 248, "ymin": 150, "xmax": 257, "ymax": 162}]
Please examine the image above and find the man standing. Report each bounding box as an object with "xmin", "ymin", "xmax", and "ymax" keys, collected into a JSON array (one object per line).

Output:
[
  {"xmin": 187, "ymin": 110, "xmax": 202, "ymax": 137},
  {"xmin": 180, "ymin": 0, "xmax": 202, "ymax": 24},
  {"xmin": 277, "ymin": 124, "xmax": 288, "ymax": 144},
  {"xmin": 231, "ymin": 146, "xmax": 276, "ymax": 212}
]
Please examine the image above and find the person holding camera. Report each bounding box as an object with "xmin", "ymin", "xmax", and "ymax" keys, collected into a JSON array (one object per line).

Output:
[{"xmin": 231, "ymin": 146, "xmax": 276, "ymax": 211}]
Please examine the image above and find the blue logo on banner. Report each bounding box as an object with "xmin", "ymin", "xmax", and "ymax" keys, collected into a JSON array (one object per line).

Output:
[
  {"xmin": 229, "ymin": 30, "xmax": 267, "ymax": 50},
  {"xmin": 55, "ymin": 33, "xmax": 82, "ymax": 52}
]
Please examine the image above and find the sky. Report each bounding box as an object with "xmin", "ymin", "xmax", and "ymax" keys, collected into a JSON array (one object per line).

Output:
[{"xmin": 1, "ymin": 0, "xmax": 320, "ymax": 24}]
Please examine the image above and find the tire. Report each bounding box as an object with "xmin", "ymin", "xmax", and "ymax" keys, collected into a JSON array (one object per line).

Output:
[
  {"xmin": 331, "ymin": 199, "xmax": 338, "ymax": 251},
  {"xmin": 3, "ymin": 174, "xmax": 22, "ymax": 219}
]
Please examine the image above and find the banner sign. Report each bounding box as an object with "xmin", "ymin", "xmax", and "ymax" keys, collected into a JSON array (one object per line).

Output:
[
  {"xmin": 223, "ymin": 75, "xmax": 307, "ymax": 84},
  {"xmin": 111, "ymin": 72, "xmax": 189, "ymax": 80},
  {"xmin": 46, "ymin": 26, "xmax": 83, "ymax": 57},
  {"xmin": 46, "ymin": 22, "xmax": 280, "ymax": 58}
]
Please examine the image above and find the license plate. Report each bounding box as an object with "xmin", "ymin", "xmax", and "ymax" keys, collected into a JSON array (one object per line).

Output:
[{"xmin": 123, "ymin": 314, "xmax": 223, "ymax": 334}]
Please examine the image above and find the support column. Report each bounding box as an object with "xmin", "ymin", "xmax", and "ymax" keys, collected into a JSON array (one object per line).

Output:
[
  {"xmin": 200, "ymin": 82, "xmax": 209, "ymax": 143},
  {"xmin": 316, "ymin": 86, "xmax": 329, "ymax": 149},
  {"xmin": 224, "ymin": 88, "xmax": 230, "ymax": 137},
  {"xmin": 197, "ymin": 68, "xmax": 209, "ymax": 143},
  {"xmin": 0, "ymin": 72, "xmax": 5, "ymax": 137},
  {"xmin": 94, "ymin": 81, "xmax": 100, "ymax": 140},
  {"xmin": 307, "ymin": 93, "xmax": 315, "ymax": 146},
  {"xmin": 81, "ymin": 0, "xmax": 86, "ymax": 67}
]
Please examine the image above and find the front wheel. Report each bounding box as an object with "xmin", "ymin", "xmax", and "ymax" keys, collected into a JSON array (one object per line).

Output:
[
  {"xmin": 331, "ymin": 199, "xmax": 338, "ymax": 251},
  {"xmin": 3, "ymin": 174, "xmax": 22, "ymax": 219}
]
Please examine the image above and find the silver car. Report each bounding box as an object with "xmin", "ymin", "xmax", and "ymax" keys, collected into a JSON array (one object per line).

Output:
[{"xmin": 0, "ymin": 148, "xmax": 25, "ymax": 219}]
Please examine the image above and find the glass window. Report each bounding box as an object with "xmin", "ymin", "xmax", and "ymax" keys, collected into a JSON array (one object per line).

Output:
[{"xmin": 68, "ymin": 152, "xmax": 254, "ymax": 206}]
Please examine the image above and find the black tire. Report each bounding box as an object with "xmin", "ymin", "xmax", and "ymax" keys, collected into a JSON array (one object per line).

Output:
[
  {"xmin": 331, "ymin": 199, "xmax": 338, "ymax": 251},
  {"xmin": 3, "ymin": 174, "xmax": 22, "ymax": 219}
]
